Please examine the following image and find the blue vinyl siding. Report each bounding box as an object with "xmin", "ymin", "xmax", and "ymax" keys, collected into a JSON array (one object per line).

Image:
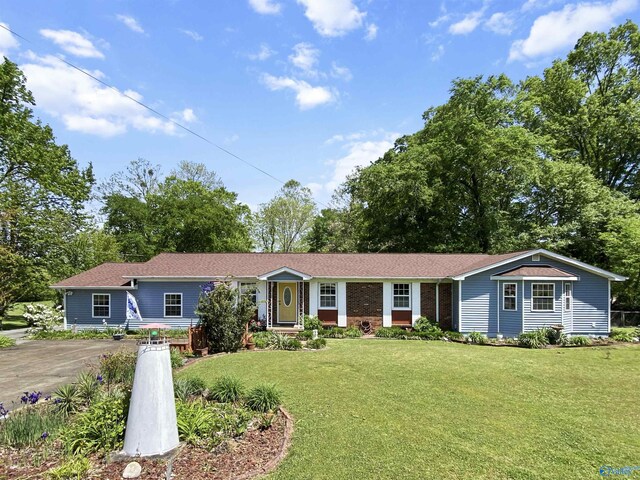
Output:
[
  {"xmin": 498, "ymin": 280, "xmax": 522, "ymax": 338},
  {"xmin": 460, "ymin": 253, "xmax": 611, "ymax": 336},
  {"xmin": 129, "ymin": 281, "xmax": 202, "ymax": 329},
  {"xmin": 268, "ymin": 272, "xmax": 303, "ymax": 281},
  {"xmin": 65, "ymin": 290, "xmax": 128, "ymax": 329}
]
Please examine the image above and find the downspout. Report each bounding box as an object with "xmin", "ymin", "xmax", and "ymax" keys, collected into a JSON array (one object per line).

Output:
[
  {"xmin": 435, "ymin": 280, "xmax": 440, "ymax": 324},
  {"xmin": 63, "ymin": 289, "xmax": 68, "ymax": 330},
  {"xmin": 496, "ymin": 281, "xmax": 500, "ymax": 336}
]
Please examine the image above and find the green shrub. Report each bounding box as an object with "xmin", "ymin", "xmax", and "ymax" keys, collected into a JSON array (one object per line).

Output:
[
  {"xmin": 209, "ymin": 375, "xmax": 245, "ymax": 403},
  {"xmin": 170, "ymin": 347, "xmax": 185, "ymax": 369},
  {"xmin": 62, "ymin": 391, "xmax": 128, "ymax": 455},
  {"xmin": 246, "ymin": 384, "xmax": 282, "ymax": 413},
  {"xmin": 413, "ymin": 316, "xmax": 437, "ymax": 332},
  {"xmin": 444, "ymin": 331, "xmax": 464, "ymax": 341},
  {"xmin": 467, "ymin": 331, "xmax": 488, "ymax": 344},
  {"xmin": 252, "ymin": 331, "xmax": 272, "ymax": 349},
  {"xmin": 296, "ymin": 330, "xmax": 314, "ymax": 340},
  {"xmin": 307, "ymin": 338, "xmax": 327, "ymax": 349},
  {"xmin": 570, "ymin": 335, "xmax": 592, "ymax": 346},
  {"xmin": 303, "ymin": 315, "xmax": 322, "ymax": 331},
  {"xmin": 174, "ymin": 377, "xmax": 207, "ymax": 402},
  {"xmin": 46, "ymin": 457, "xmax": 90, "ymax": 480},
  {"xmin": 517, "ymin": 330, "xmax": 549, "ymax": 349},
  {"xmin": 99, "ymin": 351, "xmax": 137, "ymax": 385},
  {"xmin": 374, "ymin": 327, "xmax": 407, "ymax": 338},
  {"xmin": 75, "ymin": 371, "xmax": 99, "ymax": 405},
  {"xmin": 417, "ymin": 325, "xmax": 445, "ymax": 340},
  {"xmin": 196, "ymin": 281, "xmax": 255, "ymax": 353},
  {"xmin": 176, "ymin": 400, "xmax": 253, "ymax": 447},
  {"xmin": 344, "ymin": 326, "xmax": 363, "ymax": 338},
  {"xmin": 0, "ymin": 406, "xmax": 66, "ymax": 447},
  {"xmin": 323, "ymin": 327, "xmax": 346, "ymax": 339},
  {"xmin": 53, "ymin": 384, "xmax": 81, "ymax": 416},
  {"xmin": 267, "ymin": 332, "xmax": 302, "ymax": 350},
  {"xmin": 0, "ymin": 335, "xmax": 16, "ymax": 348},
  {"xmin": 610, "ymin": 328, "xmax": 634, "ymax": 342}
]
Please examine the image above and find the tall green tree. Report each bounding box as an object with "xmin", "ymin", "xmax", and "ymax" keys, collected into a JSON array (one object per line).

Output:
[
  {"xmin": 0, "ymin": 58, "xmax": 93, "ymax": 310},
  {"xmin": 253, "ymin": 180, "xmax": 317, "ymax": 252}
]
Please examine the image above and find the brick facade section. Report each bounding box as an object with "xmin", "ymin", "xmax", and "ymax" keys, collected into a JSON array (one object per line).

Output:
[
  {"xmin": 346, "ymin": 282, "xmax": 383, "ymax": 329},
  {"xmin": 420, "ymin": 283, "xmax": 452, "ymax": 330},
  {"xmin": 439, "ymin": 283, "xmax": 452, "ymax": 331}
]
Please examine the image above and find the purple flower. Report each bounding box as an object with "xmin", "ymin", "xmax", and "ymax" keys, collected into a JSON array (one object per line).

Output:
[
  {"xmin": 96, "ymin": 374, "xmax": 103, "ymax": 384},
  {"xmin": 41, "ymin": 432, "xmax": 49, "ymax": 440},
  {"xmin": 45, "ymin": 395, "xmax": 51, "ymax": 401},
  {"xmin": 0, "ymin": 403, "xmax": 8, "ymax": 418},
  {"xmin": 54, "ymin": 398, "xmax": 62, "ymax": 404},
  {"xmin": 21, "ymin": 391, "xmax": 42, "ymax": 405}
]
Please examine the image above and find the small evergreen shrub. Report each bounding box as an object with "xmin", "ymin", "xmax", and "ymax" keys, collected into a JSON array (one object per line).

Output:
[
  {"xmin": 323, "ymin": 327, "xmax": 346, "ymax": 339},
  {"xmin": 412, "ymin": 316, "xmax": 437, "ymax": 332},
  {"xmin": 170, "ymin": 347, "xmax": 185, "ymax": 369},
  {"xmin": 0, "ymin": 335, "xmax": 16, "ymax": 348},
  {"xmin": 303, "ymin": 315, "xmax": 322, "ymax": 331},
  {"xmin": 296, "ymin": 330, "xmax": 314, "ymax": 340},
  {"xmin": 307, "ymin": 338, "xmax": 327, "ymax": 349},
  {"xmin": 570, "ymin": 335, "xmax": 592, "ymax": 346},
  {"xmin": 174, "ymin": 377, "xmax": 206, "ymax": 402},
  {"xmin": 46, "ymin": 457, "xmax": 90, "ymax": 480},
  {"xmin": 444, "ymin": 331, "xmax": 464, "ymax": 341},
  {"xmin": 53, "ymin": 384, "xmax": 80, "ymax": 416},
  {"xmin": 252, "ymin": 331, "xmax": 272, "ymax": 349},
  {"xmin": 75, "ymin": 372, "xmax": 99, "ymax": 405},
  {"xmin": 209, "ymin": 375, "xmax": 245, "ymax": 403},
  {"xmin": 344, "ymin": 326, "xmax": 363, "ymax": 338},
  {"xmin": 246, "ymin": 384, "xmax": 282, "ymax": 413},
  {"xmin": 375, "ymin": 327, "xmax": 408, "ymax": 338}
]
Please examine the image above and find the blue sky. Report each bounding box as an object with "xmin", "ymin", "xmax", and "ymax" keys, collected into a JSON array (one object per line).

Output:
[{"xmin": 0, "ymin": 0, "xmax": 639, "ymax": 210}]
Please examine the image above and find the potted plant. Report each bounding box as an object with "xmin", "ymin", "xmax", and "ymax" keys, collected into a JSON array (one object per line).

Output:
[{"xmin": 112, "ymin": 324, "xmax": 125, "ymax": 341}]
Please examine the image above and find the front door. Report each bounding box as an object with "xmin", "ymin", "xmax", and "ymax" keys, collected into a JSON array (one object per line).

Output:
[{"xmin": 278, "ymin": 282, "xmax": 297, "ymax": 323}]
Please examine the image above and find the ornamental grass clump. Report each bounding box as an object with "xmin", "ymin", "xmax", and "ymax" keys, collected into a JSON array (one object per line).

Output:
[
  {"xmin": 0, "ymin": 395, "xmax": 66, "ymax": 448},
  {"xmin": 208, "ymin": 375, "xmax": 245, "ymax": 403},
  {"xmin": 246, "ymin": 384, "xmax": 282, "ymax": 413},
  {"xmin": 307, "ymin": 338, "xmax": 327, "ymax": 349}
]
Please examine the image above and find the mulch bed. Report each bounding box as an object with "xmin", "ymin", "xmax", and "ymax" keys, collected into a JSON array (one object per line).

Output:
[{"xmin": 1, "ymin": 409, "xmax": 291, "ymax": 480}]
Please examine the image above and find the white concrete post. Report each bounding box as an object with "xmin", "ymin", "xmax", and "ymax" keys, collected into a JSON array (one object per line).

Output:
[
  {"xmin": 338, "ymin": 281, "xmax": 347, "ymax": 327},
  {"xmin": 411, "ymin": 282, "xmax": 421, "ymax": 325},
  {"xmin": 383, "ymin": 282, "xmax": 392, "ymax": 327},
  {"xmin": 309, "ymin": 281, "xmax": 318, "ymax": 317}
]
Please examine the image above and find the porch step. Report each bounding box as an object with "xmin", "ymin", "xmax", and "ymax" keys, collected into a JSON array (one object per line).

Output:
[{"xmin": 268, "ymin": 327, "xmax": 302, "ymax": 335}]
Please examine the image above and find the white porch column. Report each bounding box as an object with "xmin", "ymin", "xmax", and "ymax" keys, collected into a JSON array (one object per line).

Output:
[
  {"xmin": 337, "ymin": 281, "xmax": 347, "ymax": 327},
  {"xmin": 309, "ymin": 281, "xmax": 318, "ymax": 316},
  {"xmin": 257, "ymin": 281, "xmax": 267, "ymax": 322},
  {"xmin": 411, "ymin": 282, "xmax": 421, "ymax": 325},
  {"xmin": 383, "ymin": 282, "xmax": 392, "ymax": 327}
]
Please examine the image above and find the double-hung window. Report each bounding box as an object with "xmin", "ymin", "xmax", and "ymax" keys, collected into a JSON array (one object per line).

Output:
[
  {"xmin": 319, "ymin": 283, "xmax": 337, "ymax": 309},
  {"xmin": 503, "ymin": 283, "xmax": 517, "ymax": 311},
  {"xmin": 164, "ymin": 293, "xmax": 183, "ymax": 317},
  {"xmin": 393, "ymin": 283, "xmax": 411, "ymax": 309},
  {"xmin": 532, "ymin": 283, "xmax": 554, "ymax": 312},
  {"xmin": 92, "ymin": 294, "xmax": 110, "ymax": 318},
  {"xmin": 240, "ymin": 282, "xmax": 258, "ymax": 305}
]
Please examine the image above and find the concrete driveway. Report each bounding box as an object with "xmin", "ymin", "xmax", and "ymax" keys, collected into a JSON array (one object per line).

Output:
[{"xmin": 0, "ymin": 339, "xmax": 136, "ymax": 407}]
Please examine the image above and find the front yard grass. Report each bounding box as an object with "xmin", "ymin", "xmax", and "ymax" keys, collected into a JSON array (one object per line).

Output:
[
  {"xmin": 180, "ymin": 339, "xmax": 640, "ymax": 480},
  {"xmin": 1, "ymin": 301, "xmax": 54, "ymax": 331}
]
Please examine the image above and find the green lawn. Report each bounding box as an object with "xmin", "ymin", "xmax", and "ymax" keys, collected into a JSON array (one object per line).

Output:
[
  {"xmin": 180, "ymin": 340, "xmax": 640, "ymax": 480},
  {"xmin": 1, "ymin": 301, "xmax": 54, "ymax": 330}
]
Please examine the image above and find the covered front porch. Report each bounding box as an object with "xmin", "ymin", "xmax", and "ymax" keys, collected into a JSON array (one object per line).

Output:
[{"xmin": 258, "ymin": 267, "xmax": 311, "ymax": 330}]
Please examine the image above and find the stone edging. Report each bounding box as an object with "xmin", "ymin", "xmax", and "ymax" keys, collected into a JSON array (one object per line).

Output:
[{"xmin": 235, "ymin": 407, "xmax": 294, "ymax": 480}]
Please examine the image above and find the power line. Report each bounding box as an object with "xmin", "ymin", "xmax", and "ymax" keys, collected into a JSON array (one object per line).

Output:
[{"xmin": 0, "ymin": 23, "xmax": 327, "ymax": 199}]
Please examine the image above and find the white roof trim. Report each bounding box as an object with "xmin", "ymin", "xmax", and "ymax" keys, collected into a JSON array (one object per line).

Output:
[
  {"xmin": 257, "ymin": 266, "xmax": 312, "ymax": 281},
  {"xmin": 50, "ymin": 285, "xmax": 137, "ymax": 290},
  {"xmin": 454, "ymin": 248, "xmax": 626, "ymax": 281},
  {"xmin": 490, "ymin": 275, "xmax": 578, "ymax": 281}
]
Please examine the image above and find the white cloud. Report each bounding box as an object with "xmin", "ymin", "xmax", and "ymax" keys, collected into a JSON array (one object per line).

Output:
[
  {"xmin": 448, "ymin": 8, "xmax": 486, "ymax": 35},
  {"xmin": 521, "ymin": 0, "xmax": 562, "ymax": 11},
  {"xmin": 261, "ymin": 73, "xmax": 335, "ymax": 110},
  {"xmin": 296, "ymin": 0, "xmax": 366, "ymax": 37},
  {"xmin": 224, "ymin": 133, "xmax": 240, "ymax": 144},
  {"xmin": 431, "ymin": 44, "xmax": 445, "ymax": 61},
  {"xmin": 178, "ymin": 108, "xmax": 196, "ymax": 123},
  {"xmin": 116, "ymin": 14, "xmax": 145, "ymax": 34},
  {"xmin": 319, "ymin": 131, "xmax": 398, "ymax": 194},
  {"xmin": 509, "ymin": 0, "xmax": 638, "ymax": 61},
  {"xmin": 20, "ymin": 53, "xmax": 187, "ymax": 137},
  {"xmin": 249, "ymin": 43, "xmax": 275, "ymax": 61},
  {"xmin": 330, "ymin": 62, "xmax": 352, "ymax": 81},
  {"xmin": 0, "ymin": 22, "xmax": 20, "ymax": 58},
  {"xmin": 180, "ymin": 29, "xmax": 203, "ymax": 41},
  {"xmin": 485, "ymin": 12, "xmax": 515, "ymax": 35},
  {"xmin": 39, "ymin": 29, "xmax": 104, "ymax": 59},
  {"xmin": 248, "ymin": 0, "xmax": 282, "ymax": 15},
  {"xmin": 364, "ymin": 23, "xmax": 378, "ymax": 40},
  {"xmin": 289, "ymin": 42, "xmax": 320, "ymax": 75},
  {"xmin": 429, "ymin": 14, "xmax": 451, "ymax": 28}
]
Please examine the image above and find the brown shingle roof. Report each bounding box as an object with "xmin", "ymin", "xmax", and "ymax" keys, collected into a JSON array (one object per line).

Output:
[
  {"xmin": 52, "ymin": 263, "xmax": 144, "ymax": 288},
  {"xmin": 496, "ymin": 265, "xmax": 575, "ymax": 278},
  {"xmin": 52, "ymin": 251, "xmax": 533, "ymax": 288}
]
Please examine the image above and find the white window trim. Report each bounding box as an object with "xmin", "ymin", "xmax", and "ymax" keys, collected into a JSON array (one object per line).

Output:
[
  {"xmin": 164, "ymin": 293, "xmax": 183, "ymax": 318},
  {"xmin": 239, "ymin": 282, "xmax": 258, "ymax": 304},
  {"xmin": 318, "ymin": 282, "xmax": 338, "ymax": 310},
  {"xmin": 564, "ymin": 282, "xmax": 572, "ymax": 311},
  {"xmin": 531, "ymin": 283, "xmax": 555, "ymax": 312},
  {"xmin": 92, "ymin": 293, "xmax": 111, "ymax": 319},
  {"xmin": 503, "ymin": 282, "xmax": 517, "ymax": 312},
  {"xmin": 392, "ymin": 283, "xmax": 412, "ymax": 310}
]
